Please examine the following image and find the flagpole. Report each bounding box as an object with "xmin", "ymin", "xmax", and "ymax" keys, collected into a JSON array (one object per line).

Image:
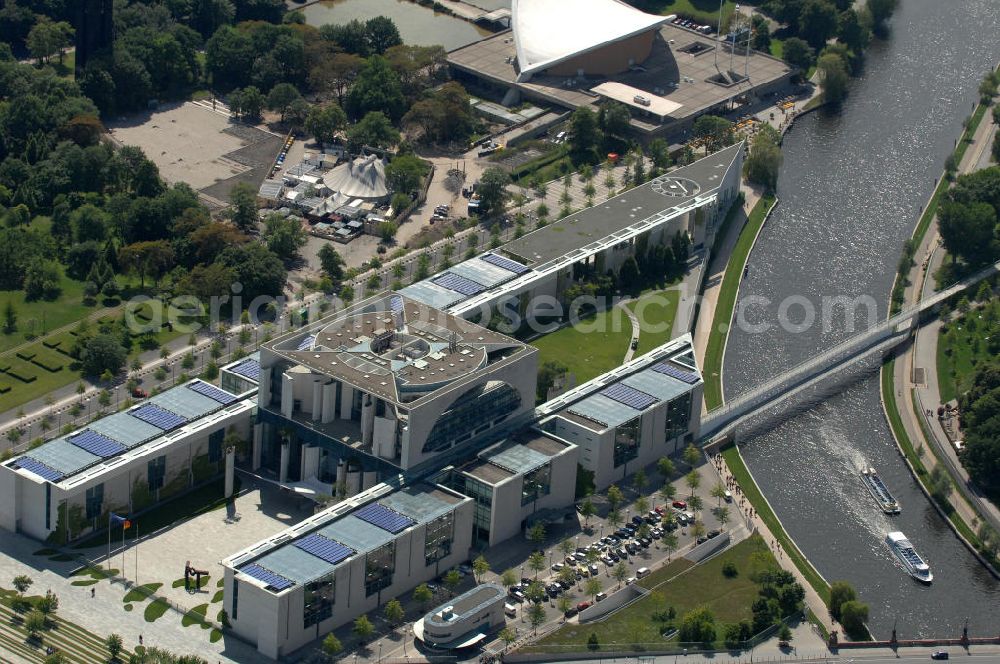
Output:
[
  {"xmin": 135, "ymin": 522, "xmax": 139, "ymax": 586},
  {"xmin": 122, "ymin": 525, "xmax": 126, "ymax": 584},
  {"xmin": 107, "ymin": 512, "xmax": 112, "ymax": 579}
]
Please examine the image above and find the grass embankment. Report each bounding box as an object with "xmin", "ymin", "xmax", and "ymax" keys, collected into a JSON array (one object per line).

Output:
[
  {"xmin": 532, "ymin": 307, "xmax": 633, "ymax": 384},
  {"xmin": 627, "ymin": 0, "xmax": 738, "ymax": 26},
  {"xmin": 529, "ymin": 535, "xmax": 776, "ymax": 653},
  {"xmin": 625, "ymin": 289, "xmax": 680, "ymax": 355},
  {"xmin": 881, "ymin": 361, "xmax": 992, "ymax": 561},
  {"xmin": 702, "ymin": 195, "xmax": 776, "ymax": 411},
  {"xmin": 721, "ymin": 445, "xmax": 830, "ymax": 606},
  {"xmin": 936, "ymin": 296, "xmax": 999, "ymax": 403}
]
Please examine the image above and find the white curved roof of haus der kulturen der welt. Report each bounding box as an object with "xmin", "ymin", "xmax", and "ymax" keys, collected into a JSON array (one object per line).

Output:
[{"xmin": 512, "ymin": 0, "xmax": 667, "ymax": 80}]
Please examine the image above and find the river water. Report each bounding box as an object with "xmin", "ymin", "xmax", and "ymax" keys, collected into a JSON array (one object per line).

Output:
[
  {"xmin": 300, "ymin": 0, "xmax": 490, "ymax": 51},
  {"xmin": 722, "ymin": 0, "xmax": 1000, "ymax": 640}
]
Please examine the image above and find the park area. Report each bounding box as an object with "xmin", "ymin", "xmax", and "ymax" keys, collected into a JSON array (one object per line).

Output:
[
  {"xmin": 528, "ymin": 534, "xmax": 784, "ymax": 653},
  {"xmin": 935, "ymin": 294, "xmax": 1000, "ymax": 403},
  {"xmin": 530, "ymin": 288, "xmax": 680, "ymax": 386}
]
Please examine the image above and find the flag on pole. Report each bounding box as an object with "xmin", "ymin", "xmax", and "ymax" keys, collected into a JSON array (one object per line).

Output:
[{"xmin": 110, "ymin": 512, "xmax": 127, "ymax": 527}]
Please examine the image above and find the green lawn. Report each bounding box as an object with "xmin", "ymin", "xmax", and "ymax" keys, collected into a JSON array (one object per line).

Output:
[
  {"xmin": 703, "ymin": 195, "xmax": 776, "ymax": 410},
  {"xmin": 721, "ymin": 445, "xmax": 830, "ymax": 605},
  {"xmin": 528, "ymin": 535, "xmax": 777, "ymax": 653},
  {"xmin": 936, "ymin": 298, "xmax": 999, "ymax": 403},
  {"xmin": 769, "ymin": 38, "xmax": 784, "ymax": 60},
  {"xmin": 532, "ymin": 306, "xmax": 634, "ymax": 385},
  {"xmin": 626, "ymin": 289, "xmax": 680, "ymax": 355},
  {"xmin": 0, "ymin": 274, "xmax": 95, "ymax": 354}
]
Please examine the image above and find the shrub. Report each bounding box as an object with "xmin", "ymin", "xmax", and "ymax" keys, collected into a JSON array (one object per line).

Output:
[{"xmin": 722, "ymin": 561, "xmax": 738, "ymax": 578}]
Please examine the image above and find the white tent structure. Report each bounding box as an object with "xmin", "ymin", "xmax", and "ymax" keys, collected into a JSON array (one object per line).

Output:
[
  {"xmin": 512, "ymin": 0, "xmax": 667, "ymax": 81},
  {"xmin": 322, "ymin": 154, "xmax": 389, "ymax": 201}
]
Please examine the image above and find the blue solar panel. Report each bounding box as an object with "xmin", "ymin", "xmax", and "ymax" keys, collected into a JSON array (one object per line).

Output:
[
  {"xmin": 652, "ymin": 362, "xmax": 700, "ymax": 384},
  {"xmin": 13, "ymin": 456, "xmax": 63, "ymax": 482},
  {"xmin": 294, "ymin": 533, "xmax": 354, "ymax": 565},
  {"xmin": 600, "ymin": 382, "xmax": 657, "ymax": 410},
  {"xmin": 389, "ymin": 295, "xmax": 404, "ymax": 313},
  {"xmin": 297, "ymin": 335, "xmax": 315, "ymax": 351},
  {"xmin": 229, "ymin": 358, "xmax": 260, "ymax": 382},
  {"xmin": 239, "ymin": 563, "xmax": 293, "ymax": 591},
  {"xmin": 130, "ymin": 404, "xmax": 187, "ymax": 431},
  {"xmin": 188, "ymin": 381, "xmax": 237, "ymax": 405},
  {"xmin": 481, "ymin": 253, "xmax": 530, "ymax": 274},
  {"xmin": 68, "ymin": 430, "xmax": 126, "ymax": 458},
  {"xmin": 355, "ymin": 503, "xmax": 415, "ymax": 534},
  {"xmin": 432, "ymin": 272, "xmax": 486, "ymax": 296}
]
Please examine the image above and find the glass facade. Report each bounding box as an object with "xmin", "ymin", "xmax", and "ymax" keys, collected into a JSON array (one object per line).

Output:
[
  {"xmin": 521, "ymin": 464, "xmax": 552, "ymax": 506},
  {"xmin": 85, "ymin": 483, "xmax": 104, "ymax": 520},
  {"xmin": 423, "ymin": 383, "xmax": 521, "ymax": 453},
  {"xmin": 303, "ymin": 573, "xmax": 335, "ymax": 627},
  {"xmin": 424, "ymin": 511, "xmax": 455, "ymax": 566},
  {"xmin": 365, "ymin": 542, "xmax": 395, "ymax": 596},
  {"xmin": 209, "ymin": 429, "xmax": 224, "ymax": 463},
  {"xmin": 665, "ymin": 393, "xmax": 692, "ymax": 441},
  {"xmin": 147, "ymin": 456, "xmax": 166, "ymax": 491},
  {"xmin": 613, "ymin": 417, "xmax": 641, "ymax": 468}
]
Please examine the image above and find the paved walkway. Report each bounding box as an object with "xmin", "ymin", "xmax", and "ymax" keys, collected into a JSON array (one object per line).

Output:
[
  {"xmin": 712, "ymin": 449, "xmax": 835, "ymax": 636},
  {"xmin": 0, "ymin": 529, "xmax": 271, "ymax": 663},
  {"xmin": 892, "ymin": 98, "xmax": 1000, "ymax": 540}
]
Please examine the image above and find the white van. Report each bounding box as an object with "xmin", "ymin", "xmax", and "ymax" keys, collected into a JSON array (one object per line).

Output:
[
  {"xmin": 637, "ymin": 567, "xmax": 651, "ymax": 579},
  {"xmin": 504, "ymin": 603, "xmax": 518, "ymax": 618}
]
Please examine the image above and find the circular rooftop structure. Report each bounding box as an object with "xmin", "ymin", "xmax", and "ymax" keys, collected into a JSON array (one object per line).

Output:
[{"xmin": 650, "ymin": 175, "xmax": 701, "ymax": 198}]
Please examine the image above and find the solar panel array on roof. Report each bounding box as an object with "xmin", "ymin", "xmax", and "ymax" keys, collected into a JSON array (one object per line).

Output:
[
  {"xmin": 600, "ymin": 382, "xmax": 657, "ymax": 410},
  {"xmin": 389, "ymin": 295, "xmax": 404, "ymax": 313},
  {"xmin": 294, "ymin": 533, "xmax": 354, "ymax": 566},
  {"xmin": 398, "ymin": 282, "xmax": 464, "ymax": 310},
  {"xmin": 13, "ymin": 457, "xmax": 63, "ymax": 482},
  {"xmin": 188, "ymin": 381, "xmax": 237, "ymax": 405},
  {"xmin": 652, "ymin": 362, "xmax": 700, "ymax": 384},
  {"xmin": 229, "ymin": 358, "xmax": 260, "ymax": 382},
  {"xmin": 354, "ymin": 503, "xmax": 416, "ymax": 534},
  {"xmin": 130, "ymin": 404, "xmax": 187, "ymax": 431},
  {"xmin": 481, "ymin": 253, "xmax": 530, "ymax": 274},
  {"xmin": 297, "ymin": 335, "xmax": 316, "ymax": 351},
  {"xmin": 432, "ymin": 272, "xmax": 486, "ymax": 296},
  {"xmin": 68, "ymin": 430, "xmax": 126, "ymax": 458},
  {"xmin": 239, "ymin": 563, "xmax": 293, "ymax": 591}
]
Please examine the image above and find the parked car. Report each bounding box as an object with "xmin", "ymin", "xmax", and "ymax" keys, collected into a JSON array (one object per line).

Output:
[
  {"xmin": 589, "ymin": 564, "xmax": 600, "ymax": 576},
  {"xmin": 510, "ymin": 590, "xmax": 526, "ymax": 603},
  {"xmin": 631, "ymin": 515, "xmax": 644, "ymax": 526},
  {"xmin": 576, "ymin": 601, "xmax": 591, "ymax": 612},
  {"xmin": 697, "ymin": 536, "xmax": 708, "ymax": 544},
  {"xmin": 626, "ymin": 576, "xmax": 637, "ymax": 586},
  {"xmin": 551, "ymin": 562, "xmax": 565, "ymax": 571},
  {"xmin": 654, "ymin": 505, "xmax": 666, "ymax": 515},
  {"xmin": 595, "ymin": 592, "xmax": 608, "ymax": 602},
  {"xmin": 707, "ymin": 529, "xmax": 721, "ymax": 539},
  {"xmin": 672, "ymin": 500, "xmax": 687, "ymax": 509},
  {"xmin": 637, "ymin": 567, "xmax": 651, "ymax": 579},
  {"xmin": 131, "ymin": 388, "xmax": 148, "ymax": 399},
  {"xmin": 564, "ymin": 606, "xmax": 579, "ymax": 618},
  {"xmin": 931, "ymin": 652, "xmax": 950, "ymax": 660}
]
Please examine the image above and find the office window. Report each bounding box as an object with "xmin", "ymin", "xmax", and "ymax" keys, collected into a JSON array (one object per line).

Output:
[
  {"xmin": 231, "ymin": 579, "xmax": 238, "ymax": 621},
  {"xmin": 365, "ymin": 542, "xmax": 395, "ymax": 596},
  {"xmin": 303, "ymin": 573, "xmax": 335, "ymax": 627},
  {"xmin": 85, "ymin": 483, "xmax": 104, "ymax": 520},
  {"xmin": 665, "ymin": 393, "xmax": 692, "ymax": 441},
  {"xmin": 208, "ymin": 429, "xmax": 224, "ymax": 463},
  {"xmin": 423, "ymin": 383, "xmax": 521, "ymax": 453},
  {"xmin": 148, "ymin": 456, "xmax": 166, "ymax": 491},
  {"xmin": 614, "ymin": 417, "xmax": 640, "ymax": 468},
  {"xmin": 425, "ymin": 511, "xmax": 455, "ymax": 565},
  {"xmin": 521, "ymin": 464, "xmax": 552, "ymax": 505},
  {"xmin": 45, "ymin": 484, "xmax": 51, "ymax": 530}
]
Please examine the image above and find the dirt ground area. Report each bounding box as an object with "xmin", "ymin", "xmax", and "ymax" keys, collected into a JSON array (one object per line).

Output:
[{"xmin": 107, "ymin": 101, "xmax": 284, "ymax": 208}]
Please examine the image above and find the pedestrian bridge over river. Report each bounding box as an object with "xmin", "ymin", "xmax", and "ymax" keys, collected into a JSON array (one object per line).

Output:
[{"xmin": 699, "ymin": 260, "xmax": 1000, "ymax": 442}]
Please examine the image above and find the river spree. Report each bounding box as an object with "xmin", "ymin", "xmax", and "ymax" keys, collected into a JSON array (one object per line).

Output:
[
  {"xmin": 300, "ymin": 0, "xmax": 490, "ymax": 51},
  {"xmin": 723, "ymin": 0, "xmax": 1000, "ymax": 639}
]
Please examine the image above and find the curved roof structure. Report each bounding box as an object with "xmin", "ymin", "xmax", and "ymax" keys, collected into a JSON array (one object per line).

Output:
[
  {"xmin": 322, "ymin": 154, "xmax": 388, "ymax": 200},
  {"xmin": 512, "ymin": 0, "xmax": 666, "ymax": 81}
]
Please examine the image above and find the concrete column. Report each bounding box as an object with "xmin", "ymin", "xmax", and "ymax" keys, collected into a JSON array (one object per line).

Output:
[
  {"xmin": 224, "ymin": 448, "xmax": 236, "ymax": 498},
  {"xmin": 252, "ymin": 423, "xmax": 263, "ymax": 471},
  {"xmin": 279, "ymin": 442, "xmax": 290, "ymax": 483},
  {"xmin": 346, "ymin": 466, "xmax": 360, "ymax": 496},
  {"xmin": 280, "ymin": 373, "xmax": 294, "ymax": 419},
  {"xmin": 259, "ymin": 366, "xmax": 272, "ymax": 405},
  {"xmin": 340, "ymin": 383, "xmax": 354, "ymax": 420},
  {"xmin": 361, "ymin": 394, "xmax": 375, "ymax": 446},
  {"xmin": 336, "ymin": 459, "xmax": 346, "ymax": 496},
  {"xmin": 311, "ymin": 380, "xmax": 322, "ymax": 422},
  {"xmin": 362, "ymin": 470, "xmax": 377, "ymax": 491},
  {"xmin": 373, "ymin": 414, "xmax": 396, "ymax": 460},
  {"xmin": 321, "ymin": 382, "xmax": 336, "ymax": 423},
  {"xmin": 301, "ymin": 446, "xmax": 320, "ymax": 481}
]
